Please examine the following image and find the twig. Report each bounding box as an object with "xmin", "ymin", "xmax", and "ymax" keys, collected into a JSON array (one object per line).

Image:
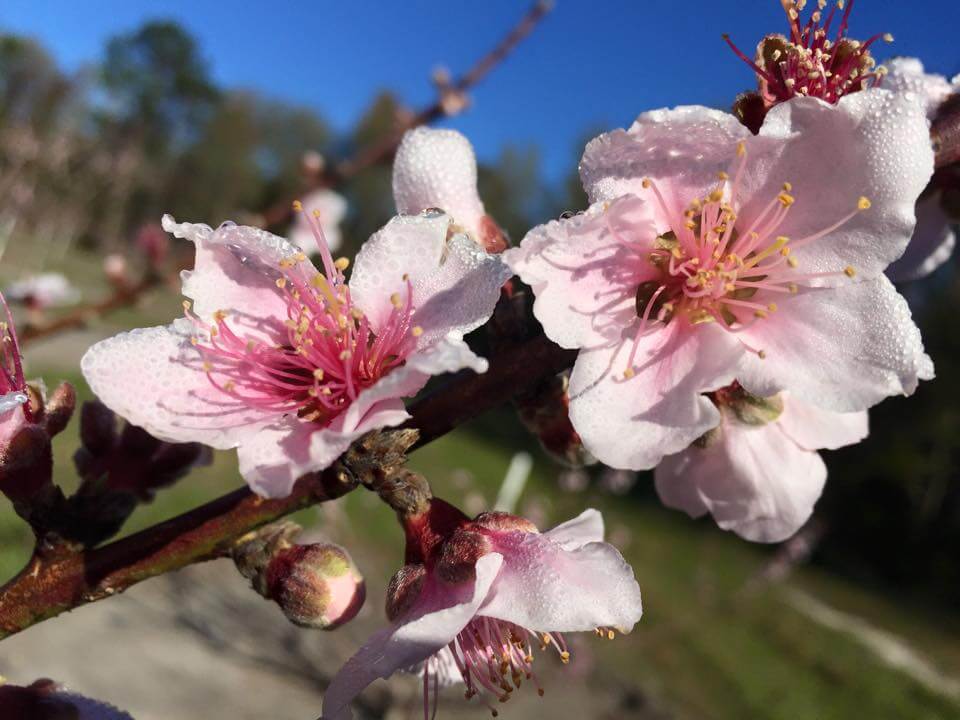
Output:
[
  {"xmin": 0, "ymin": 331, "xmax": 574, "ymax": 639},
  {"xmin": 329, "ymin": 0, "xmax": 553, "ymax": 183},
  {"xmin": 260, "ymin": 0, "xmax": 552, "ymax": 227},
  {"xmin": 18, "ymin": 273, "xmax": 162, "ymax": 345}
]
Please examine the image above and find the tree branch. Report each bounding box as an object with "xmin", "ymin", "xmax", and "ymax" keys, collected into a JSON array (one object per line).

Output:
[
  {"xmin": 0, "ymin": 330, "xmax": 574, "ymax": 639},
  {"xmin": 18, "ymin": 273, "xmax": 162, "ymax": 345}
]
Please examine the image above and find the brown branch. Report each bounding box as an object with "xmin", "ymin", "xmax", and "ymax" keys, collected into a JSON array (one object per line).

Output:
[
  {"xmin": 0, "ymin": 331, "xmax": 574, "ymax": 639},
  {"xmin": 18, "ymin": 273, "xmax": 162, "ymax": 345},
  {"xmin": 260, "ymin": 0, "xmax": 552, "ymax": 227}
]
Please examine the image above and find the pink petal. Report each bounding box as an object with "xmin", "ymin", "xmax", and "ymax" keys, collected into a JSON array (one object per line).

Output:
[
  {"xmin": 164, "ymin": 215, "xmax": 310, "ymax": 325},
  {"xmin": 580, "ymin": 105, "xmax": 749, "ymax": 205},
  {"xmin": 321, "ymin": 553, "xmax": 503, "ymax": 720},
  {"xmin": 349, "ymin": 214, "xmax": 509, "ymax": 345},
  {"xmin": 567, "ymin": 321, "xmax": 742, "ymax": 470},
  {"xmin": 479, "ymin": 530, "xmax": 642, "ymax": 633},
  {"xmin": 740, "ymin": 91, "xmax": 933, "ymax": 286},
  {"xmin": 886, "ymin": 192, "xmax": 956, "ymax": 282},
  {"xmin": 393, "ymin": 127, "xmax": 486, "ymax": 239},
  {"xmin": 505, "ymin": 195, "xmax": 660, "ymax": 350},
  {"xmin": 776, "ymin": 395, "xmax": 869, "ymax": 452},
  {"xmin": 737, "ymin": 276, "xmax": 934, "ymax": 412},
  {"xmin": 543, "ymin": 508, "xmax": 605, "ymax": 550},
  {"xmin": 81, "ymin": 321, "xmax": 276, "ymax": 448},
  {"xmin": 655, "ymin": 413, "xmax": 827, "ymax": 543},
  {"xmin": 237, "ymin": 367, "xmax": 423, "ymax": 497}
]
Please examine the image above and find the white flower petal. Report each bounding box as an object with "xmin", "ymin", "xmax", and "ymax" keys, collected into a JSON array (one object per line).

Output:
[
  {"xmin": 543, "ymin": 508, "xmax": 605, "ymax": 550},
  {"xmin": 393, "ymin": 127, "xmax": 486, "ymax": 238},
  {"xmin": 737, "ymin": 275, "xmax": 934, "ymax": 412},
  {"xmin": 886, "ymin": 192, "xmax": 956, "ymax": 281}
]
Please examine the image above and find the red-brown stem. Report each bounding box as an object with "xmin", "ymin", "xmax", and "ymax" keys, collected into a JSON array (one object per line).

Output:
[
  {"xmin": 19, "ymin": 273, "xmax": 162, "ymax": 345},
  {"xmin": 0, "ymin": 332, "xmax": 574, "ymax": 639}
]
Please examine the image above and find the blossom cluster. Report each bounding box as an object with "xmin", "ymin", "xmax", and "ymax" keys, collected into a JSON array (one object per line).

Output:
[{"xmin": 0, "ymin": 1, "xmax": 939, "ymax": 717}]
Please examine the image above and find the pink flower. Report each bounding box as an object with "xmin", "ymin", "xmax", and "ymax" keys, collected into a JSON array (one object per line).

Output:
[
  {"xmin": 883, "ymin": 58, "xmax": 958, "ymax": 281},
  {"xmin": 0, "ymin": 293, "xmax": 30, "ymax": 451},
  {"xmin": 655, "ymin": 388, "xmax": 868, "ymax": 542},
  {"xmin": 321, "ymin": 503, "xmax": 642, "ymax": 719},
  {"xmin": 725, "ymin": 0, "xmax": 892, "ymax": 107},
  {"xmin": 505, "ymin": 92, "xmax": 933, "ymax": 472},
  {"xmin": 393, "ymin": 127, "xmax": 507, "ymax": 253},
  {"xmin": 289, "ymin": 188, "xmax": 348, "ymax": 253},
  {"xmin": 82, "ymin": 211, "xmax": 509, "ymax": 497}
]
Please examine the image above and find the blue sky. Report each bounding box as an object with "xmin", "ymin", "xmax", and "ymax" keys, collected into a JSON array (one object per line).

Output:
[{"xmin": 2, "ymin": 0, "xmax": 958, "ymax": 182}]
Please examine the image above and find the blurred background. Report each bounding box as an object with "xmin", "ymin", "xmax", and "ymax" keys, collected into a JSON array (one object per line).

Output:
[{"xmin": 0, "ymin": 1, "xmax": 958, "ymax": 718}]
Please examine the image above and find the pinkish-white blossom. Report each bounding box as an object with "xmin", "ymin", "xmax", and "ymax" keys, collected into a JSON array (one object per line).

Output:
[
  {"xmin": 289, "ymin": 188, "xmax": 348, "ymax": 253},
  {"xmin": 505, "ymin": 92, "xmax": 933, "ymax": 473},
  {"xmin": 321, "ymin": 504, "xmax": 642, "ymax": 720},
  {"xmin": 393, "ymin": 127, "xmax": 507, "ymax": 252},
  {"xmin": 883, "ymin": 58, "xmax": 958, "ymax": 281},
  {"xmin": 5, "ymin": 273, "xmax": 80, "ymax": 309},
  {"xmin": 81, "ymin": 210, "xmax": 509, "ymax": 498},
  {"xmin": 655, "ymin": 391, "xmax": 868, "ymax": 542},
  {"xmin": 0, "ymin": 293, "xmax": 29, "ymax": 451}
]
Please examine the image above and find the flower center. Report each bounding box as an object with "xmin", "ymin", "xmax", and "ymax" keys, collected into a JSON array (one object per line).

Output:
[
  {"xmin": 616, "ymin": 140, "xmax": 867, "ymax": 378},
  {"xmin": 185, "ymin": 206, "xmax": 419, "ymax": 425},
  {"xmin": 724, "ymin": 0, "xmax": 892, "ymax": 106}
]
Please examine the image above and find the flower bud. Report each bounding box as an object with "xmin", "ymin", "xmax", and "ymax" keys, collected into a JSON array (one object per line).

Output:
[{"xmin": 265, "ymin": 543, "xmax": 365, "ymax": 630}]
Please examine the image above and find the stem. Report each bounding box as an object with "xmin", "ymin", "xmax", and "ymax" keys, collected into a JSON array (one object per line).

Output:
[
  {"xmin": 260, "ymin": 0, "xmax": 552, "ymax": 226},
  {"xmin": 19, "ymin": 273, "xmax": 162, "ymax": 345},
  {"xmin": 0, "ymin": 331, "xmax": 574, "ymax": 639}
]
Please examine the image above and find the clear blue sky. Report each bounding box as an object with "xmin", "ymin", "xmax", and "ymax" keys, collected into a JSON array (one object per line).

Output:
[{"xmin": 2, "ymin": 0, "xmax": 958, "ymax": 182}]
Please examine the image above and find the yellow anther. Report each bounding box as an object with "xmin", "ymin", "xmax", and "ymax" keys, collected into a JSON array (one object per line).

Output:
[
  {"xmin": 782, "ymin": 182, "xmax": 793, "ymax": 192},
  {"xmin": 312, "ymin": 209, "xmax": 322, "ymax": 218},
  {"xmin": 223, "ymin": 381, "xmax": 236, "ymax": 392},
  {"xmin": 684, "ymin": 220, "xmax": 697, "ymax": 230},
  {"xmin": 624, "ymin": 367, "xmax": 635, "ymax": 379},
  {"xmin": 758, "ymin": 349, "xmax": 768, "ymax": 359},
  {"xmin": 780, "ymin": 246, "xmax": 791, "ymax": 256},
  {"xmin": 708, "ymin": 188, "xmax": 724, "ymax": 203},
  {"xmin": 767, "ymin": 302, "xmax": 778, "ymax": 312},
  {"xmin": 209, "ymin": 326, "xmax": 218, "ymax": 337},
  {"xmin": 334, "ymin": 257, "xmax": 350, "ymax": 271},
  {"xmin": 275, "ymin": 278, "xmax": 287, "ymax": 289},
  {"xmin": 778, "ymin": 192, "xmax": 795, "ymax": 207},
  {"xmin": 308, "ymin": 387, "xmax": 318, "ymax": 397},
  {"xmin": 787, "ymin": 256, "xmax": 799, "ymax": 268},
  {"xmin": 754, "ymin": 309, "xmax": 768, "ymax": 319},
  {"xmin": 390, "ymin": 293, "xmax": 402, "ymax": 308},
  {"xmin": 717, "ymin": 171, "xmax": 729, "ymax": 181},
  {"xmin": 190, "ymin": 336, "xmax": 199, "ymax": 345},
  {"xmin": 560, "ymin": 651, "xmax": 571, "ymax": 664},
  {"xmin": 294, "ymin": 252, "xmax": 307, "ymax": 262},
  {"xmin": 788, "ymin": 283, "xmax": 798, "ymax": 294},
  {"xmin": 202, "ymin": 362, "xmax": 213, "ymax": 372},
  {"xmin": 883, "ymin": 33, "xmax": 894, "ymax": 42},
  {"xmin": 844, "ymin": 265, "xmax": 856, "ymax": 278},
  {"xmin": 292, "ymin": 200, "xmax": 303, "ymax": 212},
  {"xmin": 607, "ymin": 629, "xmax": 616, "ymax": 640},
  {"xmin": 641, "ymin": 178, "xmax": 652, "ymax": 188},
  {"xmin": 857, "ymin": 196, "xmax": 871, "ymax": 210},
  {"xmin": 182, "ymin": 300, "xmax": 191, "ymax": 311},
  {"xmin": 411, "ymin": 326, "xmax": 424, "ymax": 337},
  {"xmin": 213, "ymin": 309, "xmax": 227, "ymax": 322},
  {"xmin": 736, "ymin": 141, "xmax": 746, "ymax": 157}
]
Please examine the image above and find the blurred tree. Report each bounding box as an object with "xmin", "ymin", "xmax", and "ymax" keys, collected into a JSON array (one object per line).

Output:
[
  {"xmin": 478, "ymin": 144, "xmax": 546, "ymax": 244},
  {"xmin": 100, "ymin": 20, "xmax": 218, "ymax": 158},
  {"xmin": 0, "ymin": 34, "xmax": 73, "ymax": 132}
]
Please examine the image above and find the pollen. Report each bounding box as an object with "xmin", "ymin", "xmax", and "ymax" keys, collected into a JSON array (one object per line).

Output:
[
  {"xmin": 777, "ymin": 192, "xmax": 795, "ymax": 207},
  {"xmin": 334, "ymin": 257, "xmax": 350, "ymax": 271},
  {"xmin": 844, "ymin": 265, "xmax": 856, "ymax": 277},
  {"xmin": 411, "ymin": 326, "xmax": 424, "ymax": 337},
  {"xmin": 292, "ymin": 200, "xmax": 303, "ymax": 212},
  {"xmin": 641, "ymin": 178, "xmax": 652, "ymax": 189},
  {"xmin": 390, "ymin": 293, "xmax": 402, "ymax": 308},
  {"xmin": 857, "ymin": 196, "xmax": 871, "ymax": 210},
  {"xmin": 275, "ymin": 278, "xmax": 287, "ymax": 289}
]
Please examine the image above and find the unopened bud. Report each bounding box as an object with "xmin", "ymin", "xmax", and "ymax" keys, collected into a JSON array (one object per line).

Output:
[
  {"xmin": 265, "ymin": 543, "xmax": 365, "ymax": 630},
  {"xmin": 436, "ymin": 527, "xmax": 492, "ymax": 584},
  {"xmin": 478, "ymin": 215, "xmax": 508, "ymax": 253},
  {"xmin": 103, "ymin": 254, "xmax": 129, "ymax": 286},
  {"xmin": 40, "ymin": 381, "xmax": 76, "ymax": 437},
  {"xmin": 386, "ymin": 563, "xmax": 427, "ymax": 620},
  {"xmin": 516, "ymin": 372, "xmax": 594, "ymax": 467}
]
